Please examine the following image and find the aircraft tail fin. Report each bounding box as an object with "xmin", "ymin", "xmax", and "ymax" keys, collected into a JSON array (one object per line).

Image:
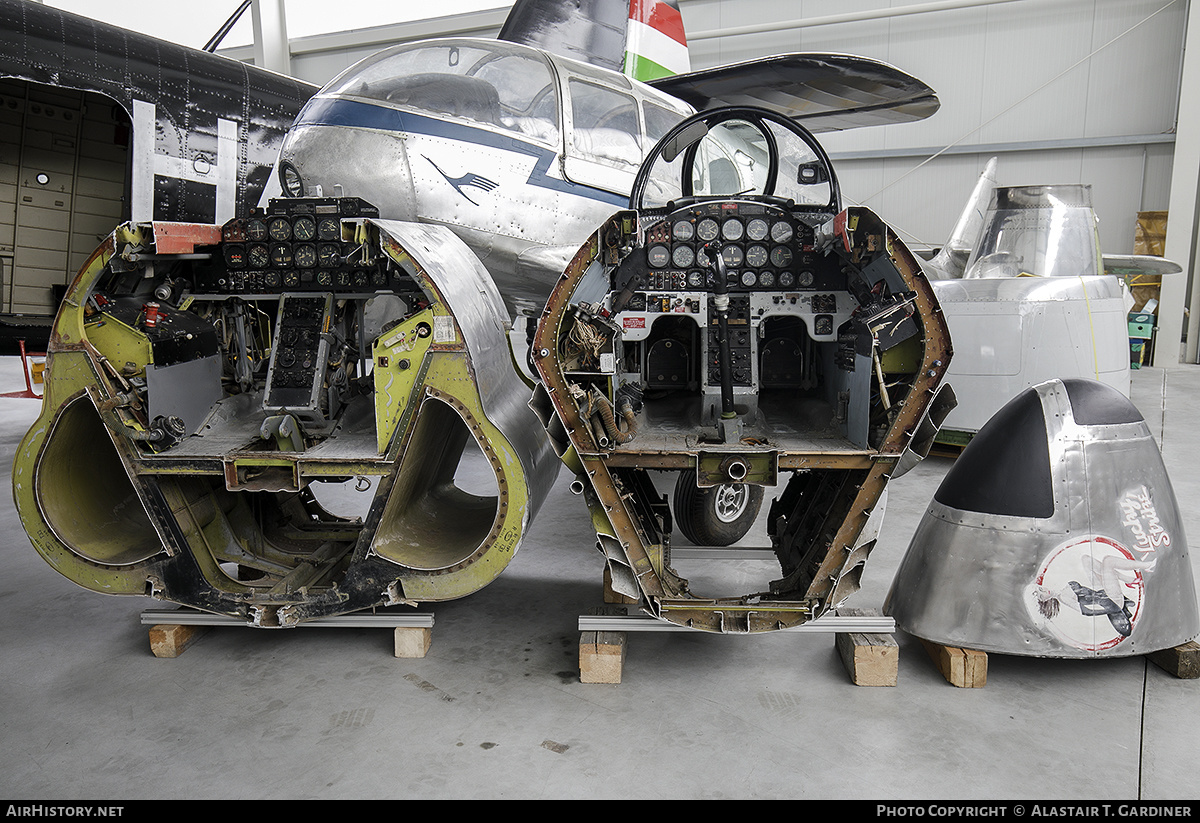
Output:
[
  {"xmin": 925, "ymin": 157, "xmax": 998, "ymax": 280},
  {"xmin": 623, "ymin": 0, "xmax": 691, "ymax": 82},
  {"xmin": 499, "ymin": 0, "xmax": 629, "ymax": 72},
  {"xmin": 498, "ymin": 0, "xmax": 690, "ymax": 79}
]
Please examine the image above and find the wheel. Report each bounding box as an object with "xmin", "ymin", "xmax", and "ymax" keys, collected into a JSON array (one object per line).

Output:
[{"xmin": 672, "ymin": 470, "xmax": 763, "ymax": 546}]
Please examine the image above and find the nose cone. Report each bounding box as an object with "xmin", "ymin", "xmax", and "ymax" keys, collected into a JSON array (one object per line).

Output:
[
  {"xmin": 886, "ymin": 378, "xmax": 1200, "ymax": 658},
  {"xmin": 276, "ymin": 116, "xmax": 418, "ymax": 221}
]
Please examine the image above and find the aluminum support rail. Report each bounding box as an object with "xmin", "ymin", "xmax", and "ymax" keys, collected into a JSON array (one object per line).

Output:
[
  {"xmin": 578, "ymin": 612, "xmax": 895, "ymax": 633},
  {"xmin": 671, "ymin": 546, "xmax": 778, "ymax": 560},
  {"xmin": 140, "ymin": 608, "xmax": 434, "ymax": 629}
]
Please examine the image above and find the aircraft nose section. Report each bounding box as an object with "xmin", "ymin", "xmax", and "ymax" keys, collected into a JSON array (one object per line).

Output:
[
  {"xmin": 275, "ymin": 122, "xmax": 418, "ymax": 220},
  {"xmin": 886, "ymin": 378, "xmax": 1200, "ymax": 658}
]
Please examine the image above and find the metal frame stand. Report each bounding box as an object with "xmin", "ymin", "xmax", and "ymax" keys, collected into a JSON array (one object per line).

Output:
[
  {"xmin": 579, "ymin": 546, "xmax": 898, "ymax": 686},
  {"xmin": 140, "ymin": 607, "xmax": 435, "ymax": 659}
]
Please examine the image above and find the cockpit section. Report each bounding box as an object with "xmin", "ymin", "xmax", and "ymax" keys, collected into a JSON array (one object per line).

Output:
[
  {"xmin": 531, "ymin": 107, "xmax": 954, "ymax": 633},
  {"xmin": 593, "ymin": 199, "xmax": 862, "ymax": 449},
  {"xmin": 18, "ymin": 196, "xmax": 559, "ymax": 626}
]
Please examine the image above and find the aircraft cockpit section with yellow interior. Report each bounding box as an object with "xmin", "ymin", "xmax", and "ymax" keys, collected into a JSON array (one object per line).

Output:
[
  {"xmin": 14, "ymin": 196, "xmax": 560, "ymax": 627},
  {"xmin": 531, "ymin": 107, "xmax": 956, "ymax": 633}
]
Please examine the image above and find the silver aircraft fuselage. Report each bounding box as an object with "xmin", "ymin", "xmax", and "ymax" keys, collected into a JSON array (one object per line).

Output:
[{"xmin": 274, "ymin": 37, "xmax": 694, "ymax": 316}]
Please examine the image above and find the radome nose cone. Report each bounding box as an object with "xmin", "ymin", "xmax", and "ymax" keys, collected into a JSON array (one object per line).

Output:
[{"xmin": 886, "ymin": 378, "xmax": 1200, "ymax": 658}]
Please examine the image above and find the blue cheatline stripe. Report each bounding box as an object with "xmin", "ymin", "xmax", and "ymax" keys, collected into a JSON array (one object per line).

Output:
[{"xmin": 295, "ymin": 97, "xmax": 629, "ymax": 208}]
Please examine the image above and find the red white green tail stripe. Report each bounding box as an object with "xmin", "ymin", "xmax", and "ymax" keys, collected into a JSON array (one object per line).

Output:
[{"xmin": 624, "ymin": 0, "xmax": 690, "ymax": 82}]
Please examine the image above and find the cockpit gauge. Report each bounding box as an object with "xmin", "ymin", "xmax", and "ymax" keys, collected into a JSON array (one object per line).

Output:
[
  {"xmin": 294, "ymin": 243, "xmax": 317, "ymax": 268},
  {"xmin": 770, "ymin": 246, "xmax": 794, "ymax": 268},
  {"xmin": 687, "ymin": 270, "xmax": 705, "ymax": 288},
  {"xmin": 673, "ymin": 245, "xmax": 695, "ymax": 268},
  {"xmin": 317, "ymin": 270, "xmax": 333, "ymax": 287},
  {"xmin": 720, "ymin": 246, "xmax": 744, "ymax": 268},
  {"xmin": 292, "ymin": 216, "xmax": 316, "ymax": 241},
  {"xmin": 673, "ymin": 221, "xmax": 695, "ymax": 242},
  {"xmin": 283, "ymin": 271, "xmax": 300, "ymax": 288},
  {"xmin": 317, "ymin": 243, "xmax": 341, "ymax": 268},
  {"xmin": 770, "ymin": 221, "xmax": 794, "ymax": 243},
  {"xmin": 747, "ymin": 218, "xmax": 770, "ymax": 241},
  {"xmin": 648, "ymin": 244, "xmax": 671, "ymax": 268},
  {"xmin": 741, "ymin": 271, "xmax": 757, "ymax": 287},
  {"xmin": 317, "ymin": 217, "xmax": 341, "ymax": 241},
  {"xmin": 223, "ymin": 244, "xmax": 246, "ymax": 269},
  {"xmin": 270, "ymin": 243, "xmax": 293, "ymax": 267},
  {"xmin": 758, "ymin": 271, "xmax": 775, "ymax": 287},
  {"xmin": 248, "ymin": 244, "xmax": 270, "ymax": 269},
  {"xmin": 746, "ymin": 245, "xmax": 769, "ymax": 268},
  {"xmin": 778, "ymin": 271, "xmax": 795, "ymax": 287},
  {"xmin": 268, "ymin": 217, "xmax": 292, "ymax": 241},
  {"xmin": 798, "ymin": 270, "xmax": 815, "ymax": 287},
  {"xmin": 722, "ymin": 218, "xmax": 744, "ymax": 241},
  {"xmin": 246, "ymin": 219, "xmax": 268, "ymax": 241},
  {"xmin": 697, "ymin": 218, "xmax": 719, "ymax": 242}
]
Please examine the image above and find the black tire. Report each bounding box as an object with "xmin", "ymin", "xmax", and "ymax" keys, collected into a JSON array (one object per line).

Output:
[{"xmin": 672, "ymin": 469, "xmax": 763, "ymax": 546}]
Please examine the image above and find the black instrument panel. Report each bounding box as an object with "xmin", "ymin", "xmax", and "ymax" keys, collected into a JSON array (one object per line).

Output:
[
  {"xmin": 200, "ymin": 197, "xmax": 395, "ymax": 295},
  {"xmin": 640, "ymin": 201, "xmax": 842, "ymax": 292}
]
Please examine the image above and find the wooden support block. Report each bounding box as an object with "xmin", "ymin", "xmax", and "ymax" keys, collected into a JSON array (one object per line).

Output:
[
  {"xmin": 602, "ymin": 566, "xmax": 639, "ymax": 605},
  {"xmin": 836, "ymin": 630, "xmax": 898, "ymax": 686},
  {"xmin": 580, "ymin": 630, "xmax": 626, "ymax": 684},
  {"xmin": 919, "ymin": 637, "xmax": 987, "ymax": 688},
  {"xmin": 149, "ymin": 624, "xmax": 210, "ymax": 658},
  {"xmin": 394, "ymin": 626, "xmax": 432, "ymax": 658},
  {"xmin": 1146, "ymin": 640, "xmax": 1200, "ymax": 679}
]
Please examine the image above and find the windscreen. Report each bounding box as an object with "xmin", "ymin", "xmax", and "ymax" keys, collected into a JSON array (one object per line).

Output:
[
  {"xmin": 322, "ymin": 40, "xmax": 560, "ymax": 145},
  {"xmin": 964, "ymin": 185, "xmax": 1101, "ymax": 279}
]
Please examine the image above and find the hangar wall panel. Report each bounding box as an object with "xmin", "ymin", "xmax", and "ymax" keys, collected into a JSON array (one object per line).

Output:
[{"xmin": 680, "ymin": 0, "xmax": 1183, "ymax": 255}]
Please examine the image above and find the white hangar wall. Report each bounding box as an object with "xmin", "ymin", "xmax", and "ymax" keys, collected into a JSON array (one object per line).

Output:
[{"xmin": 681, "ymin": 0, "xmax": 1184, "ymax": 258}]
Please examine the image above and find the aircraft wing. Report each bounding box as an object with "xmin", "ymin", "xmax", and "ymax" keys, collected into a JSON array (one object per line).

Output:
[
  {"xmin": 647, "ymin": 53, "xmax": 940, "ymax": 131},
  {"xmin": 1103, "ymin": 255, "xmax": 1183, "ymax": 281}
]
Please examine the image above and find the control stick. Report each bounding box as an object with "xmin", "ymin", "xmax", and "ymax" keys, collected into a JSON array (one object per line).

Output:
[{"xmin": 704, "ymin": 241, "xmax": 738, "ymax": 438}]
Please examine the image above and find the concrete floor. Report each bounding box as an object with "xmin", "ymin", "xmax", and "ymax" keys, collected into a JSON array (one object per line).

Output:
[{"xmin": 1, "ymin": 356, "xmax": 1197, "ymax": 800}]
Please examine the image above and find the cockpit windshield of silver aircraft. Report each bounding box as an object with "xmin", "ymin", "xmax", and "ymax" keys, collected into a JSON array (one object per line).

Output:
[
  {"xmin": 324, "ymin": 40, "xmax": 562, "ymax": 144},
  {"xmin": 316, "ymin": 39, "xmax": 691, "ymax": 181},
  {"xmin": 639, "ymin": 114, "xmax": 837, "ymax": 209}
]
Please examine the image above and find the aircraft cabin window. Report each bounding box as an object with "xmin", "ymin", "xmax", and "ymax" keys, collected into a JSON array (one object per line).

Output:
[
  {"xmin": 323, "ymin": 41, "xmax": 560, "ymax": 145},
  {"xmin": 569, "ymin": 80, "xmax": 642, "ymax": 170},
  {"xmin": 644, "ymin": 101, "xmax": 687, "ymax": 147}
]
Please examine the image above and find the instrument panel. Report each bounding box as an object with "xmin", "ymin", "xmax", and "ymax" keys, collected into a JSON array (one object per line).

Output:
[
  {"xmin": 640, "ymin": 201, "xmax": 842, "ymax": 293},
  {"xmin": 199, "ymin": 197, "xmax": 397, "ymax": 295}
]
